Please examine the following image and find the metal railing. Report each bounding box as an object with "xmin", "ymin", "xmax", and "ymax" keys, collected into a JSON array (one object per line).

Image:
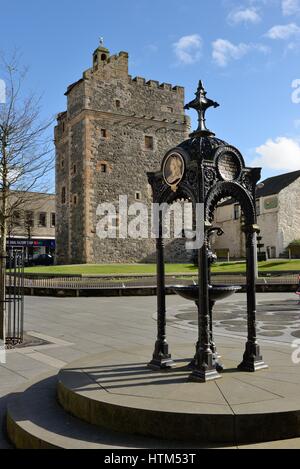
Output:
[
  {"xmin": 5, "ymin": 250, "xmax": 25, "ymax": 346},
  {"xmin": 14, "ymin": 273, "xmax": 300, "ymax": 290}
]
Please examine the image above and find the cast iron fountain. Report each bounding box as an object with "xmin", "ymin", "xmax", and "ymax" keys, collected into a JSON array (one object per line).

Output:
[
  {"xmin": 173, "ymin": 227, "xmax": 241, "ymax": 373},
  {"xmin": 147, "ymin": 79, "xmax": 268, "ymax": 382}
]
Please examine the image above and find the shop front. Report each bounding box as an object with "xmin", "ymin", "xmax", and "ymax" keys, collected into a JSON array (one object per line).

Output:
[{"xmin": 7, "ymin": 238, "xmax": 56, "ymax": 261}]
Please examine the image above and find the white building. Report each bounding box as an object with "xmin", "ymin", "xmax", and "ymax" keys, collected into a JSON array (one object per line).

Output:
[
  {"xmin": 6, "ymin": 192, "xmax": 56, "ymax": 260},
  {"xmin": 213, "ymin": 170, "xmax": 300, "ymax": 259}
]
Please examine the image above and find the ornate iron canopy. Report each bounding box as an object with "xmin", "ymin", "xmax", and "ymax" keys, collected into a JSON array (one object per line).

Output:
[{"xmin": 147, "ymin": 80, "xmax": 267, "ymax": 382}]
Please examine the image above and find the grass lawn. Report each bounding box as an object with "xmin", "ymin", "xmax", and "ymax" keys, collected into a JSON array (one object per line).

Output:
[{"xmin": 23, "ymin": 260, "xmax": 300, "ymax": 276}]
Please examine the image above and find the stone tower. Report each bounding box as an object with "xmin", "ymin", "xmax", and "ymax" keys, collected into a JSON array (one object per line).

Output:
[{"xmin": 55, "ymin": 42, "xmax": 190, "ymax": 264}]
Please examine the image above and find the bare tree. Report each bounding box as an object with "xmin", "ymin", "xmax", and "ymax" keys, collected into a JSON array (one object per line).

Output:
[{"xmin": 0, "ymin": 53, "xmax": 54, "ymax": 341}]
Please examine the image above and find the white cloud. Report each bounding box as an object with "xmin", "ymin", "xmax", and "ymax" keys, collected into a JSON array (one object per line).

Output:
[
  {"xmin": 212, "ymin": 39, "xmax": 269, "ymax": 67},
  {"xmin": 253, "ymin": 137, "xmax": 300, "ymax": 171},
  {"xmin": 173, "ymin": 34, "xmax": 202, "ymax": 65},
  {"xmin": 228, "ymin": 8, "xmax": 261, "ymax": 25},
  {"xmin": 266, "ymin": 23, "xmax": 300, "ymax": 39},
  {"xmin": 282, "ymin": 0, "xmax": 300, "ymax": 16},
  {"xmin": 212, "ymin": 39, "xmax": 250, "ymax": 67}
]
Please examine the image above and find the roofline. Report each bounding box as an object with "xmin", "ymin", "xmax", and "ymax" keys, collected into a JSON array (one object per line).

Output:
[{"xmin": 65, "ymin": 78, "xmax": 84, "ymax": 96}]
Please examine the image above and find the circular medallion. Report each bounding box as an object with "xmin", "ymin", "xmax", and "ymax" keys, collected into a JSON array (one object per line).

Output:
[
  {"xmin": 163, "ymin": 152, "xmax": 185, "ymax": 191},
  {"xmin": 217, "ymin": 152, "xmax": 241, "ymax": 181}
]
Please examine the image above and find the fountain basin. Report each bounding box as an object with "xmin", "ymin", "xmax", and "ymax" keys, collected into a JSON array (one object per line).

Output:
[{"xmin": 172, "ymin": 284, "xmax": 242, "ymax": 302}]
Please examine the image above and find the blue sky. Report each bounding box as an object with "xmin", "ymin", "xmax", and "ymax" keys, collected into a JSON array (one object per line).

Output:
[{"xmin": 1, "ymin": 0, "xmax": 300, "ymax": 186}]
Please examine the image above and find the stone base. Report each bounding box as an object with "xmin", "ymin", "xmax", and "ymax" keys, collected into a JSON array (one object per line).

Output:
[
  {"xmin": 188, "ymin": 368, "xmax": 222, "ymax": 382},
  {"xmin": 148, "ymin": 357, "xmax": 175, "ymax": 370},
  {"xmin": 238, "ymin": 360, "xmax": 269, "ymax": 373},
  {"xmin": 238, "ymin": 341, "xmax": 268, "ymax": 372},
  {"xmin": 55, "ymin": 346, "xmax": 300, "ymax": 445},
  {"xmin": 7, "ymin": 344, "xmax": 300, "ymax": 447}
]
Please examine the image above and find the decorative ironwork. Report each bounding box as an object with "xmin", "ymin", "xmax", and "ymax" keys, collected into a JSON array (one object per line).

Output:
[
  {"xmin": 184, "ymin": 80, "xmax": 219, "ymax": 137},
  {"xmin": 3, "ymin": 249, "xmax": 25, "ymax": 347},
  {"xmin": 147, "ymin": 80, "xmax": 268, "ymax": 381}
]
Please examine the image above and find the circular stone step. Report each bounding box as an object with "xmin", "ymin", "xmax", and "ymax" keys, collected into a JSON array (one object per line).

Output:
[
  {"xmin": 7, "ymin": 372, "xmax": 212, "ymax": 449},
  {"xmin": 57, "ymin": 346, "xmax": 300, "ymax": 445}
]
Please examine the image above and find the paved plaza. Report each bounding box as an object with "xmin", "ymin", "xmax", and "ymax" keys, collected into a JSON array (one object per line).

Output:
[{"xmin": 1, "ymin": 292, "xmax": 300, "ymax": 448}]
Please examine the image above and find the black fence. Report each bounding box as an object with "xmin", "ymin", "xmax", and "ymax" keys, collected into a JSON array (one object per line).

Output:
[{"xmin": 4, "ymin": 249, "xmax": 25, "ymax": 347}]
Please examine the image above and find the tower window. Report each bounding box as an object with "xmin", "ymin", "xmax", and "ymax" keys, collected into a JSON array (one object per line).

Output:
[
  {"xmin": 101, "ymin": 53, "xmax": 107, "ymax": 61},
  {"xmin": 72, "ymin": 164, "xmax": 77, "ymax": 176},
  {"xmin": 61, "ymin": 159, "xmax": 65, "ymax": 169},
  {"xmin": 112, "ymin": 216, "xmax": 119, "ymax": 228},
  {"xmin": 135, "ymin": 192, "xmax": 141, "ymax": 201},
  {"xmin": 116, "ymin": 100, "xmax": 121, "ymax": 108},
  {"xmin": 100, "ymin": 163, "xmax": 108, "ymax": 173},
  {"xmin": 61, "ymin": 187, "xmax": 66, "ymax": 204},
  {"xmin": 145, "ymin": 136, "xmax": 154, "ymax": 150},
  {"xmin": 73, "ymin": 194, "xmax": 78, "ymax": 206},
  {"xmin": 101, "ymin": 129, "xmax": 107, "ymax": 139}
]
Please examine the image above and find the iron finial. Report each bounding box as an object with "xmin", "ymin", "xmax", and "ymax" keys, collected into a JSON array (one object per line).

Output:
[{"xmin": 185, "ymin": 80, "xmax": 219, "ymax": 138}]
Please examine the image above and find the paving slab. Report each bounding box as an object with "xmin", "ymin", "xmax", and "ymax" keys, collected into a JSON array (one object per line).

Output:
[
  {"xmin": 57, "ymin": 343, "xmax": 300, "ymax": 445},
  {"xmin": 2, "ymin": 293, "xmax": 300, "ymax": 449}
]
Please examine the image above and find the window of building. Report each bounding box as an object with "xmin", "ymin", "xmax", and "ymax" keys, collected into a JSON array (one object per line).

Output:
[
  {"xmin": 51, "ymin": 213, "xmax": 56, "ymax": 228},
  {"xmin": 234, "ymin": 204, "xmax": 240, "ymax": 220},
  {"xmin": 100, "ymin": 129, "xmax": 107, "ymax": 139},
  {"xmin": 39, "ymin": 212, "xmax": 47, "ymax": 228},
  {"xmin": 71, "ymin": 164, "xmax": 77, "ymax": 176},
  {"xmin": 256, "ymin": 199, "xmax": 261, "ymax": 217},
  {"xmin": 101, "ymin": 53, "xmax": 107, "ymax": 61},
  {"xmin": 73, "ymin": 195, "xmax": 78, "ymax": 206},
  {"xmin": 145, "ymin": 136, "xmax": 154, "ymax": 150},
  {"xmin": 61, "ymin": 187, "xmax": 66, "ymax": 204},
  {"xmin": 111, "ymin": 216, "xmax": 119, "ymax": 228},
  {"xmin": 135, "ymin": 192, "xmax": 141, "ymax": 201},
  {"xmin": 61, "ymin": 159, "xmax": 65, "ymax": 169},
  {"xmin": 116, "ymin": 100, "xmax": 121, "ymax": 108},
  {"xmin": 100, "ymin": 163, "xmax": 107, "ymax": 173},
  {"xmin": 25, "ymin": 211, "xmax": 34, "ymax": 228},
  {"xmin": 13, "ymin": 211, "xmax": 21, "ymax": 227}
]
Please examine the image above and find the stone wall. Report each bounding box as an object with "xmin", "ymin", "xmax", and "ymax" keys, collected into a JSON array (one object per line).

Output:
[
  {"xmin": 278, "ymin": 179, "xmax": 300, "ymax": 255},
  {"xmin": 213, "ymin": 204, "xmax": 245, "ymax": 258},
  {"xmin": 55, "ymin": 45, "xmax": 190, "ymax": 264},
  {"xmin": 212, "ymin": 190, "xmax": 295, "ymax": 259}
]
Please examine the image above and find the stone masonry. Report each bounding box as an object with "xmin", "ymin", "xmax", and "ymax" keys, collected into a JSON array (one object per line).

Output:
[{"xmin": 55, "ymin": 43, "xmax": 190, "ymax": 264}]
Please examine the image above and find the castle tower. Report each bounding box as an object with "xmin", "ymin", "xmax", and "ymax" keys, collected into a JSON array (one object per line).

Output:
[{"xmin": 55, "ymin": 42, "xmax": 190, "ymax": 264}]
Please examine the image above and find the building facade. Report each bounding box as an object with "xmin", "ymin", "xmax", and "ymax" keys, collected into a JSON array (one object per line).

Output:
[
  {"xmin": 213, "ymin": 170, "xmax": 300, "ymax": 259},
  {"xmin": 7, "ymin": 192, "xmax": 56, "ymax": 260},
  {"xmin": 55, "ymin": 43, "xmax": 190, "ymax": 264}
]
